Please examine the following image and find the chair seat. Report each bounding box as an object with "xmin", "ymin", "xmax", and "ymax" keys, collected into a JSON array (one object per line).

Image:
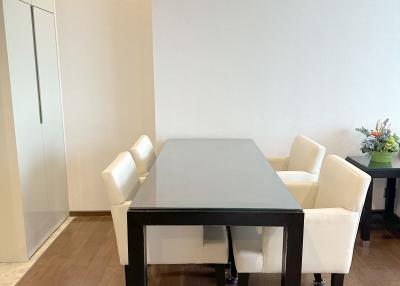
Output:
[
  {"xmin": 111, "ymin": 201, "xmax": 229, "ymax": 265},
  {"xmin": 232, "ymin": 208, "xmax": 361, "ymax": 274},
  {"xmin": 203, "ymin": 226, "xmax": 230, "ymax": 263},
  {"xmin": 277, "ymin": 171, "xmax": 318, "ymax": 183},
  {"xmin": 147, "ymin": 225, "xmax": 228, "ymax": 264}
]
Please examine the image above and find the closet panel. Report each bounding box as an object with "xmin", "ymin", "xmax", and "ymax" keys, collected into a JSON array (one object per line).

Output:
[
  {"xmin": 3, "ymin": 0, "xmax": 48, "ymax": 257},
  {"xmin": 33, "ymin": 7, "xmax": 69, "ymax": 228}
]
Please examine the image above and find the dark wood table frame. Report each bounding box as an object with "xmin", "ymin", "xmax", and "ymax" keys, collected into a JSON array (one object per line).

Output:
[
  {"xmin": 346, "ymin": 156, "xmax": 400, "ymax": 243},
  {"xmin": 126, "ymin": 209, "xmax": 304, "ymax": 286}
]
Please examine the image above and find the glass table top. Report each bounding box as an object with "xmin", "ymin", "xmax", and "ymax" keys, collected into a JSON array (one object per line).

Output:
[
  {"xmin": 130, "ymin": 139, "xmax": 301, "ymax": 211},
  {"xmin": 347, "ymin": 154, "xmax": 400, "ymax": 170}
]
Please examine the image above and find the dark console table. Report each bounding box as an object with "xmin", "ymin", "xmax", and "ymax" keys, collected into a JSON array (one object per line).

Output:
[{"xmin": 346, "ymin": 155, "xmax": 400, "ymax": 245}]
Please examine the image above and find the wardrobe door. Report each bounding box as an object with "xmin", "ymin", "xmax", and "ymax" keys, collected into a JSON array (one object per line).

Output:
[
  {"xmin": 3, "ymin": 0, "xmax": 48, "ymax": 258},
  {"xmin": 33, "ymin": 7, "xmax": 69, "ymax": 226}
]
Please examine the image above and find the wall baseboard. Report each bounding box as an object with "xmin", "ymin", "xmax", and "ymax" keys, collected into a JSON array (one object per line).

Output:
[{"xmin": 69, "ymin": 211, "xmax": 111, "ymax": 217}]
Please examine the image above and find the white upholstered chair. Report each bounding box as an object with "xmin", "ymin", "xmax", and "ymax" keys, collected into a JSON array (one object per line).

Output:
[
  {"xmin": 267, "ymin": 135, "xmax": 326, "ymax": 183},
  {"xmin": 231, "ymin": 155, "xmax": 371, "ymax": 286},
  {"xmin": 102, "ymin": 152, "xmax": 228, "ymax": 285},
  {"xmin": 129, "ymin": 135, "xmax": 156, "ymax": 183}
]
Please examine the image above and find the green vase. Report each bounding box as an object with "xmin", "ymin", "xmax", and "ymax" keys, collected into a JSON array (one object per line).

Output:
[{"xmin": 371, "ymin": 151, "xmax": 394, "ymax": 163}]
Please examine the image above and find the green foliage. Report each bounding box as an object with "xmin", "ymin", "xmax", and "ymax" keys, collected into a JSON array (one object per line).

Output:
[{"xmin": 355, "ymin": 127, "xmax": 370, "ymax": 137}]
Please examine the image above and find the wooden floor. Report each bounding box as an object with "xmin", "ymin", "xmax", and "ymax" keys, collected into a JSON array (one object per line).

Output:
[{"xmin": 17, "ymin": 216, "xmax": 400, "ymax": 286}]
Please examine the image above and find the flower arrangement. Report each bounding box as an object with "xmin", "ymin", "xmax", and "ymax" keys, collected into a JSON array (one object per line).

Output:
[{"xmin": 356, "ymin": 119, "xmax": 400, "ymax": 162}]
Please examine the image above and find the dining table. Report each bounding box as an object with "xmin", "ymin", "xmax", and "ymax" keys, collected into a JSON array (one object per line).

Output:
[{"xmin": 126, "ymin": 139, "xmax": 304, "ymax": 286}]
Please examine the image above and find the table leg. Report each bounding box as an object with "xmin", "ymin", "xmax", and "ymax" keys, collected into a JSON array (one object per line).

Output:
[
  {"xmin": 360, "ymin": 181, "xmax": 373, "ymax": 243},
  {"xmin": 384, "ymin": 178, "xmax": 397, "ymax": 221},
  {"xmin": 125, "ymin": 224, "xmax": 147, "ymax": 286},
  {"xmin": 281, "ymin": 213, "xmax": 304, "ymax": 286},
  {"xmin": 227, "ymin": 226, "xmax": 239, "ymax": 284}
]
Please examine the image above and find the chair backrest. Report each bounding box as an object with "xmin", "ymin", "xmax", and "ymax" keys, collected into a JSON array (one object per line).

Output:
[
  {"xmin": 315, "ymin": 155, "xmax": 371, "ymax": 212},
  {"xmin": 102, "ymin": 152, "xmax": 140, "ymax": 206},
  {"xmin": 129, "ymin": 135, "xmax": 156, "ymax": 176},
  {"xmin": 287, "ymin": 135, "xmax": 326, "ymax": 175}
]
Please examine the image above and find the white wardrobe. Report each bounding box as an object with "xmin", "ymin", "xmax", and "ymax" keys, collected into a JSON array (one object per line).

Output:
[{"xmin": 0, "ymin": 0, "xmax": 68, "ymax": 261}]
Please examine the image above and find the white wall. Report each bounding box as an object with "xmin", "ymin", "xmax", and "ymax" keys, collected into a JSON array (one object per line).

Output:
[
  {"xmin": 153, "ymin": 0, "xmax": 400, "ymax": 210},
  {"xmin": 55, "ymin": 0, "xmax": 155, "ymax": 211}
]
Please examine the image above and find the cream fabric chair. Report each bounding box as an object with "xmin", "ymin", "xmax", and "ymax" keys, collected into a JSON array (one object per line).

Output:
[
  {"xmin": 267, "ymin": 135, "xmax": 326, "ymax": 183},
  {"xmin": 102, "ymin": 152, "xmax": 228, "ymax": 285},
  {"xmin": 231, "ymin": 155, "xmax": 371, "ymax": 286},
  {"xmin": 129, "ymin": 135, "xmax": 156, "ymax": 183}
]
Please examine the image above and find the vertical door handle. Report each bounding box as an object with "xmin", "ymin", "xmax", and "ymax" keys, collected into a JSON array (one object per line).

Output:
[{"xmin": 30, "ymin": 6, "xmax": 43, "ymax": 124}]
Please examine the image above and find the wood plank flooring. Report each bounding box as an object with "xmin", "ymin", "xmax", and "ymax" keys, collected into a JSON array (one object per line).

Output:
[{"xmin": 17, "ymin": 216, "xmax": 400, "ymax": 286}]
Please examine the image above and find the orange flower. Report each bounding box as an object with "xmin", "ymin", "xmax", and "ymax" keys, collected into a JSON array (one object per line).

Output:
[{"xmin": 371, "ymin": 131, "xmax": 382, "ymax": 137}]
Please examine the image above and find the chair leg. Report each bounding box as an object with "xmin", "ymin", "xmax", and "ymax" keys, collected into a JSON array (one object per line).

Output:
[
  {"xmin": 238, "ymin": 273, "xmax": 250, "ymax": 286},
  {"xmin": 331, "ymin": 274, "xmax": 345, "ymax": 286},
  {"xmin": 215, "ymin": 264, "xmax": 225, "ymax": 286},
  {"xmin": 314, "ymin": 273, "xmax": 325, "ymax": 285}
]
